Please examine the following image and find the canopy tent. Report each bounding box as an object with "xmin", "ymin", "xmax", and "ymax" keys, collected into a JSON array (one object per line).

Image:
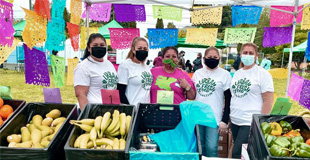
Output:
[
  {"xmin": 13, "ymin": 20, "xmax": 26, "ymax": 37},
  {"xmin": 283, "ymin": 40, "xmax": 308, "ymax": 53},
  {"xmin": 177, "ymin": 38, "xmax": 228, "ymax": 49},
  {"xmin": 98, "ymin": 20, "xmax": 123, "ymax": 39},
  {"xmin": 83, "ymin": 0, "xmax": 310, "ymax": 97}
]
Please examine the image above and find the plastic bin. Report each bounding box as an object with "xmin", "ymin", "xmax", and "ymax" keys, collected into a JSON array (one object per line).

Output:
[
  {"xmin": 0, "ymin": 103, "xmax": 78, "ymax": 160},
  {"xmin": 64, "ymin": 104, "xmax": 135, "ymax": 160},
  {"xmin": 247, "ymin": 114, "xmax": 310, "ymax": 160},
  {"xmin": 0, "ymin": 99, "xmax": 26, "ymax": 130},
  {"xmin": 126, "ymin": 103, "xmax": 202, "ymax": 160}
]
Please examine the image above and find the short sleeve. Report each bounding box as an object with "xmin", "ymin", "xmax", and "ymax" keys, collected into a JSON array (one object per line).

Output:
[
  {"xmin": 223, "ymin": 72, "xmax": 232, "ymax": 91},
  {"xmin": 74, "ymin": 64, "xmax": 90, "ymax": 87},
  {"xmin": 117, "ymin": 62, "xmax": 129, "ymax": 85},
  {"xmin": 260, "ymin": 70, "xmax": 274, "ymax": 93},
  {"xmin": 192, "ymin": 71, "xmax": 198, "ymax": 84}
]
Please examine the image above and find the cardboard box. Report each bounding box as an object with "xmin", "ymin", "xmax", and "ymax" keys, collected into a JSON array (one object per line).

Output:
[
  {"xmin": 218, "ymin": 131, "xmax": 228, "ymax": 144},
  {"xmin": 218, "ymin": 143, "xmax": 228, "ymax": 154}
]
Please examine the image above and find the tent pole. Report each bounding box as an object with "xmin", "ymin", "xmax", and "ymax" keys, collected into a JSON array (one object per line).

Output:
[
  {"xmin": 302, "ymin": 56, "xmax": 307, "ymax": 77},
  {"xmin": 86, "ymin": 3, "xmax": 90, "ymax": 41},
  {"xmin": 281, "ymin": 51, "xmax": 285, "ymax": 68},
  {"xmin": 285, "ymin": 0, "xmax": 299, "ymax": 98}
]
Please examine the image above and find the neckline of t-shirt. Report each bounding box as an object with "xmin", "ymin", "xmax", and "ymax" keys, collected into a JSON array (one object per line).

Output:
[
  {"xmin": 128, "ymin": 58, "xmax": 144, "ymax": 66},
  {"xmin": 88, "ymin": 56, "xmax": 105, "ymax": 64},
  {"xmin": 241, "ymin": 64, "xmax": 257, "ymax": 72}
]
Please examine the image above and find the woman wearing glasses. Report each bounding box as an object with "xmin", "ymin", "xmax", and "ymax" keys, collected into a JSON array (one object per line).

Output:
[{"xmin": 230, "ymin": 43, "xmax": 274, "ymax": 158}]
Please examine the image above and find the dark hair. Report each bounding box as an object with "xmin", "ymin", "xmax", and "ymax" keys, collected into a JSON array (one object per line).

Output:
[
  {"xmin": 82, "ymin": 33, "xmax": 107, "ymax": 60},
  {"xmin": 158, "ymin": 51, "xmax": 163, "ymax": 57},
  {"xmin": 180, "ymin": 50, "xmax": 185, "ymax": 54},
  {"xmin": 126, "ymin": 37, "xmax": 149, "ymax": 62},
  {"xmin": 204, "ymin": 47, "xmax": 219, "ymax": 57},
  {"xmin": 162, "ymin": 46, "xmax": 178, "ymax": 58},
  {"xmin": 52, "ymin": 50, "xmax": 58, "ymax": 56}
]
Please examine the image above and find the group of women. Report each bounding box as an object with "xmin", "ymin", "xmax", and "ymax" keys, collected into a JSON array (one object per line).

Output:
[{"xmin": 73, "ymin": 33, "xmax": 274, "ymax": 158}]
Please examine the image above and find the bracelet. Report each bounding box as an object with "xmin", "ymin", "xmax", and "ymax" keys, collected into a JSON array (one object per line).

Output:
[{"xmin": 185, "ymin": 85, "xmax": 191, "ymax": 91}]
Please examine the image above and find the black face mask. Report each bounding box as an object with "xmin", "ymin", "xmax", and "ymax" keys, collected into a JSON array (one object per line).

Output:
[
  {"xmin": 91, "ymin": 47, "xmax": 106, "ymax": 58},
  {"xmin": 204, "ymin": 58, "xmax": 219, "ymax": 69},
  {"xmin": 135, "ymin": 50, "xmax": 148, "ymax": 62}
]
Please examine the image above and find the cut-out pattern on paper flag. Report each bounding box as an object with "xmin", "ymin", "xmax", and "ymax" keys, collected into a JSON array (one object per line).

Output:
[
  {"xmin": 270, "ymin": 6, "xmax": 303, "ymax": 27},
  {"xmin": 268, "ymin": 68, "xmax": 288, "ymax": 79},
  {"xmin": 263, "ymin": 26, "xmax": 292, "ymax": 48},
  {"xmin": 224, "ymin": 28, "xmax": 257, "ymax": 44},
  {"xmin": 67, "ymin": 22, "xmax": 79, "ymax": 51},
  {"xmin": 22, "ymin": 8, "xmax": 47, "ymax": 49},
  {"xmin": 23, "ymin": 43, "xmax": 50, "ymax": 87},
  {"xmin": 80, "ymin": 26, "xmax": 99, "ymax": 50},
  {"xmin": 299, "ymin": 79, "xmax": 310, "ymax": 110},
  {"xmin": 153, "ymin": 5, "xmax": 182, "ymax": 21},
  {"xmin": 0, "ymin": 0, "xmax": 14, "ymax": 46},
  {"xmin": 45, "ymin": 18, "xmax": 66, "ymax": 51},
  {"xmin": 0, "ymin": 39, "xmax": 20, "ymax": 65},
  {"xmin": 288, "ymin": 73, "xmax": 304, "ymax": 101},
  {"xmin": 67, "ymin": 58, "xmax": 79, "ymax": 85},
  {"xmin": 109, "ymin": 28, "xmax": 140, "ymax": 49},
  {"xmin": 34, "ymin": 0, "xmax": 51, "ymax": 21},
  {"xmin": 186, "ymin": 28, "xmax": 218, "ymax": 46},
  {"xmin": 301, "ymin": 4, "xmax": 310, "ymax": 30},
  {"xmin": 3, "ymin": 0, "xmax": 13, "ymax": 3},
  {"xmin": 148, "ymin": 29, "xmax": 178, "ymax": 49},
  {"xmin": 51, "ymin": 0, "xmax": 66, "ymax": 19},
  {"xmin": 191, "ymin": 6, "xmax": 222, "ymax": 25},
  {"xmin": 70, "ymin": 0, "xmax": 82, "ymax": 24},
  {"xmin": 113, "ymin": 4, "xmax": 146, "ymax": 22},
  {"xmin": 82, "ymin": 3, "xmax": 111, "ymax": 22},
  {"xmin": 51, "ymin": 55, "xmax": 65, "ymax": 87},
  {"xmin": 232, "ymin": 6, "xmax": 262, "ymax": 26}
]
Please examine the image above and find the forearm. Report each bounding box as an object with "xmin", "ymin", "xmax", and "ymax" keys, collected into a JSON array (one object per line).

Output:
[
  {"xmin": 186, "ymin": 88, "xmax": 196, "ymax": 100},
  {"xmin": 77, "ymin": 95, "xmax": 88, "ymax": 110},
  {"xmin": 261, "ymin": 92, "xmax": 274, "ymax": 114}
]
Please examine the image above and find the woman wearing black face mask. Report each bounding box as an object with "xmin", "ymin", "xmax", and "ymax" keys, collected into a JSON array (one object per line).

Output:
[
  {"xmin": 192, "ymin": 47, "xmax": 232, "ymax": 158},
  {"xmin": 117, "ymin": 37, "xmax": 153, "ymax": 108},
  {"xmin": 74, "ymin": 33, "xmax": 118, "ymax": 111}
]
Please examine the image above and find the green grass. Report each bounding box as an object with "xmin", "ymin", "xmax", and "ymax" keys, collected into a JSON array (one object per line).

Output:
[{"xmin": 0, "ymin": 69, "xmax": 309, "ymax": 115}]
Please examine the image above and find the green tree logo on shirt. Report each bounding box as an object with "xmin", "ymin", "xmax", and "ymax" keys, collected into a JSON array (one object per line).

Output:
[
  {"xmin": 102, "ymin": 72, "xmax": 118, "ymax": 89},
  {"xmin": 141, "ymin": 71, "xmax": 153, "ymax": 91},
  {"xmin": 232, "ymin": 78, "xmax": 251, "ymax": 98},
  {"xmin": 196, "ymin": 78, "xmax": 216, "ymax": 97}
]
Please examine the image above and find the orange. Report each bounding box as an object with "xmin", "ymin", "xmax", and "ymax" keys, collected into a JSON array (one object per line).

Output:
[
  {"xmin": 0, "ymin": 98, "xmax": 3, "ymax": 108},
  {"xmin": 0, "ymin": 116, "xmax": 3, "ymax": 126},
  {"xmin": 0, "ymin": 105, "xmax": 13, "ymax": 119}
]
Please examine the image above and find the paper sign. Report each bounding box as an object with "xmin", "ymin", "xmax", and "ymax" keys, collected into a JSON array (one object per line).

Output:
[
  {"xmin": 157, "ymin": 90, "xmax": 174, "ymax": 104},
  {"xmin": 101, "ymin": 89, "xmax": 120, "ymax": 105},
  {"xmin": 270, "ymin": 98, "xmax": 292, "ymax": 115},
  {"xmin": 43, "ymin": 88, "xmax": 62, "ymax": 104}
]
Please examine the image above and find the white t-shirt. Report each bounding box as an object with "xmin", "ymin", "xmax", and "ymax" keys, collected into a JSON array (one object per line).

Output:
[
  {"xmin": 192, "ymin": 67, "xmax": 232, "ymax": 125},
  {"xmin": 118, "ymin": 59, "xmax": 153, "ymax": 107},
  {"xmin": 230, "ymin": 65, "xmax": 274, "ymax": 126},
  {"xmin": 74, "ymin": 56, "xmax": 118, "ymax": 104}
]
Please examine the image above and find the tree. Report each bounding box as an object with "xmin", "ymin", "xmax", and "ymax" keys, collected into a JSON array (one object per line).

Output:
[
  {"xmin": 63, "ymin": 8, "xmax": 71, "ymax": 39},
  {"xmin": 156, "ymin": 18, "xmax": 164, "ymax": 29},
  {"xmin": 167, "ymin": 22, "xmax": 176, "ymax": 28}
]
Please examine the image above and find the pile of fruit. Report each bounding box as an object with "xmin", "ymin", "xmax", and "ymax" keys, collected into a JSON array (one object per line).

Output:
[
  {"xmin": 261, "ymin": 121, "xmax": 310, "ymax": 158},
  {"xmin": 6, "ymin": 109, "xmax": 66, "ymax": 148},
  {"xmin": 0, "ymin": 98, "xmax": 14, "ymax": 126},
  {"xmin": 71, "ymin": 110, "xmax": 131, "ymax": 150}
]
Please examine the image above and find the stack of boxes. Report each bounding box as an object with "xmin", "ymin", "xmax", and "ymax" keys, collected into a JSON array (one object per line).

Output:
[{"xmin": 218, "ymin": 130, "xmax": 229, "ymax": 158}]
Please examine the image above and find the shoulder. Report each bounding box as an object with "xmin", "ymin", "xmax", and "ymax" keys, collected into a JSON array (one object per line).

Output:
[
  {"xmin": 194, "ymin": 68, "xmax": 204, "ymax": 75},
  {"xmin": 119, "ymin": 59, "xmax": 131, "ymax": 68},
  {"xmin": 151, "ymin": 66, "xmax": 162, "ymax": 73},
  {"xmin": 257, "ymin": 66, "xmax": 272, "ymax": 77}
]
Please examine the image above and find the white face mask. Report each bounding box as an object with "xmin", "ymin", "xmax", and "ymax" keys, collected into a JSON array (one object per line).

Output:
[{"xmin": 241, "ymin": 55, "xmax": 255, "ymax": 66}]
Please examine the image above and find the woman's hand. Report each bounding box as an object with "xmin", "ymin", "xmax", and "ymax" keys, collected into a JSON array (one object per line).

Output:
[
  {"xmin": 218, "ymin": 122, "xmax": 228, "ymax": 134},
  {"xmin": 178, "ymin": 78, "xmax": 190, "ymax": 89}
]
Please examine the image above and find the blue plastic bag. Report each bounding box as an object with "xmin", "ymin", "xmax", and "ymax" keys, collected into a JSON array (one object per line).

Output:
[{"xmin": 149, "ymin": 101, "xmax": 217, "ymax": 153}]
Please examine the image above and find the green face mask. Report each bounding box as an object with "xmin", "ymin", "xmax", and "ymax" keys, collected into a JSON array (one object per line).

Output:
[{"xmin": 163, "ymin": 59, "xmax": 177, "ymax": 68}]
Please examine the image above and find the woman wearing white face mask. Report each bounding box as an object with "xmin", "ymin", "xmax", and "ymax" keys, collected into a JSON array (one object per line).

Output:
[{"xmin": 230, "ymin": 43, "xmax": 274, "ymax": 158}]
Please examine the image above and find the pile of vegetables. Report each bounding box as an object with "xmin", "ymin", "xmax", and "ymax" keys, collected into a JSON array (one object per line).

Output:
[{"xmin": 261, "ymin": 121, "xmax": 310, "ymax": 158}]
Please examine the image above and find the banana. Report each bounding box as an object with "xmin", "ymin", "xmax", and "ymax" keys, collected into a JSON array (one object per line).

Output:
[
  {"xmin": 51, "ymin": 117, "xmax": 66, "ymax": 127},
  {"xmin": 125, "ymin": 115, "xmax": 131, "ymax": 135},
  {"xmin": 299, "ymin": 110, "xmax": 310, "ymax": 116},
  {"xmin": 73, "ymin": 123, "xmax": 93, "ymax": 132},
  {"xmin": 46, "ymin": 109, "xmax": 61, "ymax": 119},
  {"xmin": 119, "ymin": 139, "xmax": 126, "ymax": 150},
  {"xmin": 112, "ymin": 138, "xmax": 119, "ymax": 150},
  {"xmin": 41, "ymin": 140, "xmax": 50, "ymax": 148},
  {"xmin": 31, "ymin": 129, "xmax": 42, "ymax": 144},
  {"xmin": 101, "ymin": 145, "xmax": 106, "ymax": 149},
  {"xmin": 74, "ymin": 134, "xmax": 87, "ymax": 148},
  {"xmin": 120, "ymin": 113, "xmax": 126, "ymax": 137},
  {"xmin": 95, "ymin": 138, "xmax": 114, "ymax": 146},
  {"xmin": 106, "ymin": 110, "xmax": 120, "ymax": 133},
  {"xmin": 109, "ymin": 120, "xmax": 120, "ymax": 135},
  {"xmin": 32, "ymin": 115, "xmax": 43, "ymax": 127},
  {"xmin": 21, "ymin": 127, "xmax": 31, "ymax": 142},
  {"xmin": 90, "ymin": 127, "xmax": 97, "ymax": 148},
  {"xmin": 7, "ymin": 134, "xmax": 21, "ymax": 143},
  {"xmin": 106, "ymin": 145, "xmax": 112, "ymax": 149},
  {"xmin": 33, "ymin": 143, "xmax": 44, "ymax": 148},
  {"xmin": 47, "ymin": 121, "xmax": 64, "ymax": 141},
  {"xmin": 79, "ymin": 134, "xmax": 90, "ymax": 149},
  {"xmin": 41, "ymin": 130, "xmax": 51, "ymax": 137},
  {"xmin": 87, "ymin": 141, "xmax": 94, "ymax": 149},
  {"xmin": 8, "ymin": 142, "xmax": 17, "ymax": 147},
  {"xmin": 109, "ymin": 131, "xmax": 120, "ymax": 137},
  {"xmin": 94, "ymin": 116, "xmax": 103, "ymax": 136},
  {"xmin": 70, "ymin": 119, "xmax": 95, "ymax": 126},
  {"xmin": 100, "ymin": 112, "xmax": 112, "ymax": 133},
  {"xmin": 105, "ymin": 134, "xmax": 115, "ymax": 140},
  {"xmin": 42, "ymin": 117, "xmax": 53, "ymax": 126},
  {"xmin": 15, "ymin": 141, "xmax": 33, "ymax": 148}
]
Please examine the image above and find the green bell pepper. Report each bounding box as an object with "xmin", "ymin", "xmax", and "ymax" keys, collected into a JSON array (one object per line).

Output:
[
  {"xmin": 279, "ymin": 121, "xmax": 292, "ymax": 134},
  {"xmin": 291, "ymin": 143, "xmax": 310, "ymax": 158},
  {"xmin": 300, "ymin": 143, "xmax": 310, "ymax": 151},
  {"xmin": 273, "ymin": 137, "xmax": 291, "ymax": 148},
  {"xmin": 265, "ymin": 134, "xmax": 276, "ymax": 147},
  {"xmin": 261, "ymin": 122, "xmax": 272, "ymax": 134},
  {"xmin": 296, "ymin": 149, "xmax": 310, "ymax": 158},
  {"xmin": 290, "ymin": 136, "xmax": 304, "ymax": 144},
  {"xmin": 269, "ymin": 144, "xmax": 289, "ymax": 157}
]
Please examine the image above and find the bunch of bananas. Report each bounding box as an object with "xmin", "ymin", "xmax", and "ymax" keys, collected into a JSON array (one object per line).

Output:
[
  {"xmin": 71, "ymin": 110, "xmax": 131, "ymax": 150},
  {"xmin": 7, "ymin": 109, "xmax": 66, "ymax": 148}
]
